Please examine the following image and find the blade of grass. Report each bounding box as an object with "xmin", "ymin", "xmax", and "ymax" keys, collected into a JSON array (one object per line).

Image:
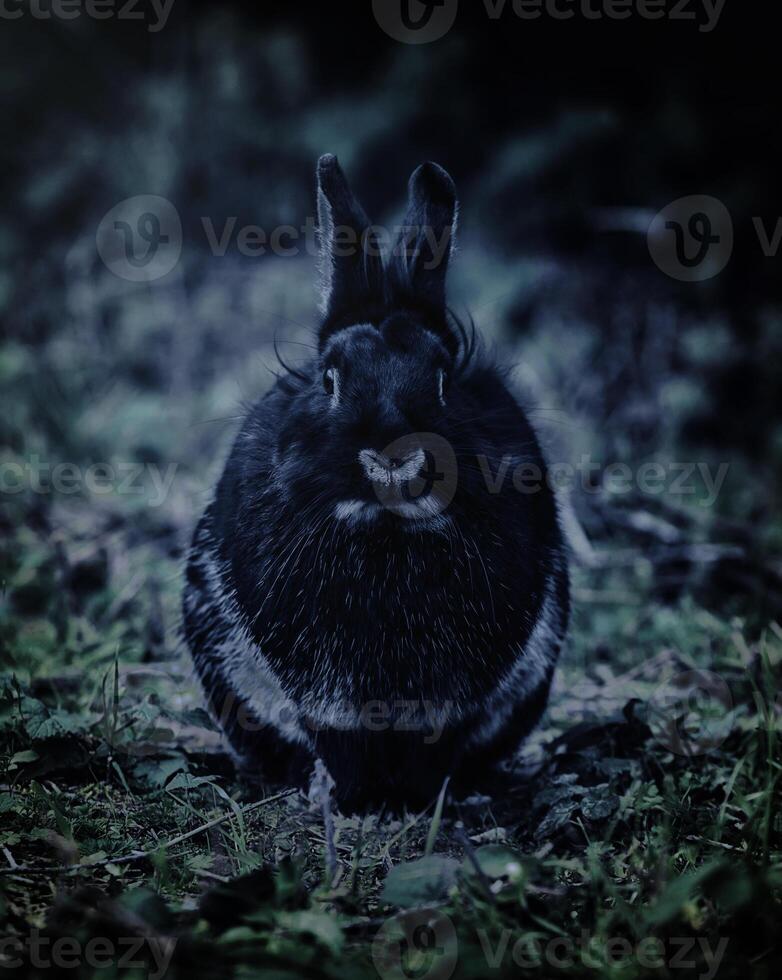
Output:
[{"xmin": 424, "ymin": 776, "xmax": 450, "ymax": 857}]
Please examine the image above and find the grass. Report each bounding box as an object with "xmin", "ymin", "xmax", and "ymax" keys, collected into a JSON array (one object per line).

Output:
[{"xmin": 1, "ymin": 478, "xmax": 781, "ymax": 977}]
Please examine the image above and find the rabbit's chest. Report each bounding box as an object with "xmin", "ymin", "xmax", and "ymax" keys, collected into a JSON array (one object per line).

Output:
[{"xmin": 241, "ymin": 526, "xmax": 543, "ymax": 717}]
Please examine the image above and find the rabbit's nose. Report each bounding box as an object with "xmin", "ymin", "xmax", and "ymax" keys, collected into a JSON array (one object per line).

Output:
[{"xmin": 358, "ymin": 448, "xmax": 425, "ymax": 487}]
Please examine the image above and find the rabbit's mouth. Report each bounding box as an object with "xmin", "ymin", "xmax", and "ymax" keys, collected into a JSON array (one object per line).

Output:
[
  {"xmin": 333, "ymin": 446, "xmax": 448, "ymax": 527},
  {"xmin": 333, "ymin": 494, "xmax": 446, "ymax": 528}
]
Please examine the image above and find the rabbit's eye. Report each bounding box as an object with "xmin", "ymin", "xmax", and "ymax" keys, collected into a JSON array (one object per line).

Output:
[
  {"xmin": 437, "ymin": 369, "xmax": 448, "ymax": 406},
  {"xmin": 323, "ymin": 367, "xmax": 338, "ymax": 400}
]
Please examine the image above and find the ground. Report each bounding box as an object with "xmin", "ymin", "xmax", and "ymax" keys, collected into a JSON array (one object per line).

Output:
[{"xmin": 1, "ymin": 471, "xmax": 780, "ymax": 977}]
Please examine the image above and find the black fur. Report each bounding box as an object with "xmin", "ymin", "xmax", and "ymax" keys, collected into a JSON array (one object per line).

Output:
[{"xmin": 183, "ymin": 156, "xmax": 569, "ymax": 811}]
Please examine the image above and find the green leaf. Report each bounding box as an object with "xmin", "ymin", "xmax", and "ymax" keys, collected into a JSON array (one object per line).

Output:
[
  {"xmin": 580, "ymin": 785, "xmax": 620, "ymax": 822},
  {"xmin": 80, "ymin": 850, "xmax": 108, "ymax": 865},
  {"xmin": 276, "ymin": 910, "xmax": 344, "ymax": 955},
  {"xmin": 216, "ymin": 926, "xmax": 265, "ymax": 949},
  {"xmin": 0, "ymin": 794, "xmax": 19, "ymax": 814},
  {"xmin": 381, "ymin": 856, "xmax": 459, "ymax": 908},
  {"xmin": 131, "ymin": 755, "xmax": 188, "ymax": 789},
  {"xmin": 165, "ymin": 772, "xmax": 215, "ymax": 792},
  {"xmin": 536, "ymin": 799, "xmax": 580, "ymax": 838}
]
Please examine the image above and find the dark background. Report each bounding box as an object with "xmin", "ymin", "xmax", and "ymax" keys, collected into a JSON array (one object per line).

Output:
[
  {"xmin": 2, "ymin": 3, "xmax": 782, "ymax": 973},
  {"xmin": 3, "ymin": 0, "xmax": 780, "ymax": 623}
]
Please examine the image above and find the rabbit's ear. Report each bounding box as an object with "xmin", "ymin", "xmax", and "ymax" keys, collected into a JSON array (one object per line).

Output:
[
  {"xmin": 391, "ymin": 162, "xmax": 458, "ymax": 311},
  {"xmin": 316, "ymin": 154, "xmax": 384, "ymax": 323}
]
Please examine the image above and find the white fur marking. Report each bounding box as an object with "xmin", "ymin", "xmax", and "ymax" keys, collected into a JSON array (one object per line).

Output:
[
  {"xmin": 334, "ymin": 500, "xmax": 381, "ymax": 525},
  {"xmin": 467, "ymin": 574, "xmax": 564, "ymax": 748},
  {"xmin": 359, "ymin": 448, "xmax": 425, "ymax": 487}
]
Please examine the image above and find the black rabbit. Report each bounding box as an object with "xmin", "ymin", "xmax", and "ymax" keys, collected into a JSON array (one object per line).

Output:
[{"xmin": 183, "ymin": 155, "xmax": 569, "ymax": 810}]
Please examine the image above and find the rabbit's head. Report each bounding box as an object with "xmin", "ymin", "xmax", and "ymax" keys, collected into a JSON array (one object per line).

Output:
[{"xmin": 271, "ymin": 156, "xmax": 481, "ymax": 527}]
